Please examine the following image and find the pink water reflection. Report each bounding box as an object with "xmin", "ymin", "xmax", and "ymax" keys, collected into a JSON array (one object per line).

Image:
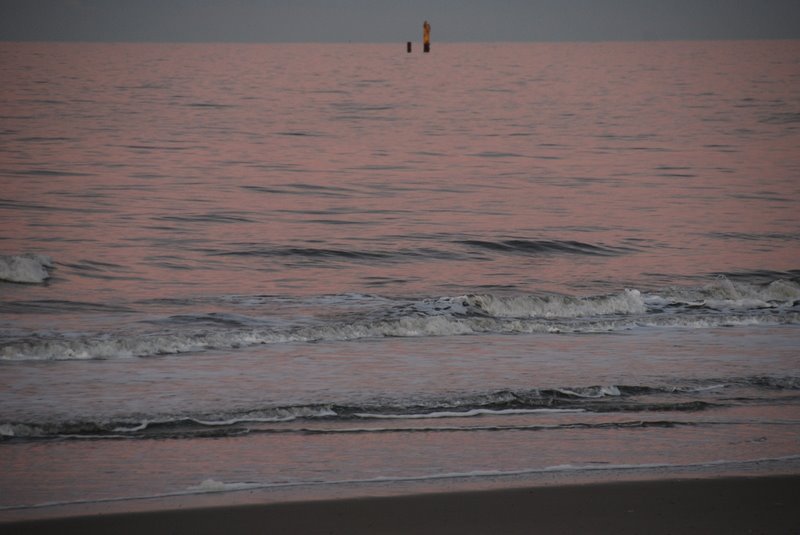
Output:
[{"xmin": 1, "ymin": 41, "xmax": 799, "ymax": 301}]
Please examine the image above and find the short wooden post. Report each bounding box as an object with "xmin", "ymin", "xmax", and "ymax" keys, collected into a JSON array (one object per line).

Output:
[{"xmin": 407, "ymin": 41, "xmax": 412, "ymax": 53}]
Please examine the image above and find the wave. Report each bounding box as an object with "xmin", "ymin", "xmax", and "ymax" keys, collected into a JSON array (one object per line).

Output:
[
  {"xmin": 413, "ymin": 289, "xmax": 647, "ymax": 318},
  {"xmin": 458, "ymin": 239, "xmax": 634, "ymax": 256},
  {"xmin": 1, "ymin": 308, "xmax": 796, "ymax": 361},
  {"xmin": 0, "ymin": 253, "xmax": 52, "ymax": 284},
  {"xmin": 2, "ymin": 278, "xmax": 798, "ymax": 360},
  {"xmin": 214, "ymin": 237, "xmax": 636, "ymax": 264},
  {"xmin": 2, "ymin": 378, "xmax": 795, "ymax": 441},
  {"xmin": 219, "ymin": 246, "xmax": 402, "ymax": 261},
  {"xmin": 650, "ymin": 276, "xmax": 800, "ymax": 311}
]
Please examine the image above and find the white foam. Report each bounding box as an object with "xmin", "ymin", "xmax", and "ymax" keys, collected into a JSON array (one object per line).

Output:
[
  {"xmin": 763, "ymin": 279, "xmax": 800, "ymax": 301},
  {"xmin": 107, "ymin": 406, "xmax": 340, "ymax": 433},
  {"xmin": 0, "ymin": 315, "xmax": 481, "ymax": 360},
  {"xmin": 186, "ymin": 479, "xmax": 262, "ymax": 493},
  {"xmin": 652, "ymin": 277, "xmax": 800, "ymax": 310},
  {"xmin": 675, "ymin": 384, "xmax": 727, "ymax": 393},
  {"xmin": 0, "ymin": 253, "xmax": 53, "ymax": 283},
  {"xmin": 191, "ymin": 406, "xmax": 338, "ymax": 426},
  {"xmin": 461, "ymin": 289, "xmax": 646, "ymax": 318},
  {"xmin": 0, "ymin": 423, "xmax": 49, "ymax": 438},
  {"xmin": 638, "ymin": 315, "xmax": 785, "ymax": 329},
  {"xmin": 353, "ymin": 408, "xmax": 585, "ymax": 420},
  {"xmin": 112, "ymin": 422, "xmax": 150, "ymax": 433},
  {"xmin": 553, "ymin": 386, "xmax": 621, "ymax": 398},
  {"xmin": 2, "ymin": 305, "xmax": 797, "ymax": 361}
]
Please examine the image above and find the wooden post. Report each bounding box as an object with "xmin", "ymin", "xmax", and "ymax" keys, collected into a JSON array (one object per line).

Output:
[
  {"xmin": 423, "ymin": 20, "xmax": 431, "ymax": 53},
  {"xmin": 407, "ymin": 41, "xmax": 412, "ymax": 53}
]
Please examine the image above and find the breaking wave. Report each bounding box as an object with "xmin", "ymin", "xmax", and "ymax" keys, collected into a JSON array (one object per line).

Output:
[
  {"xmin": 414, "ymin": 289, "xmax": 647, "ymax": 318},
  {"xmin": 0, "ymin": 253, "xmax": 52, "ymax": 284},
  {"xmin": 1, "ymin": 308, "xmax": 796, "ymax": 361},
  {"xmin": 1, "ymin": 278, "xmax": 798, "ymax": 361}
]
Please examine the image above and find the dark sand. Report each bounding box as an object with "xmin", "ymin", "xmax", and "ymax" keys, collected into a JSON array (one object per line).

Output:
[{"xmin": 3, "ymin": 475, "xmax": 798, "ymax": 534}]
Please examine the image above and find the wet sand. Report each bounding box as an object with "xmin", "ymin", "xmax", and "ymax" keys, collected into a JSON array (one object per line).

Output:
[{"xmin": 3, "ymin": 475, "xmax": 798, "ymax": 534}]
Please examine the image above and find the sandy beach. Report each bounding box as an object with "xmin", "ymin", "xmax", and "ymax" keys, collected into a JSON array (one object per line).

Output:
[{"xmin": 3, "ymin": 475, "xmax": 798, "ymax": 534}]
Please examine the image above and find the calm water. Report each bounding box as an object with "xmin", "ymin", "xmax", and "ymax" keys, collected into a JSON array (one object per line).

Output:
[{"xmin": 1, "ymin": 41, "xmax": 800, "ymax": 519}]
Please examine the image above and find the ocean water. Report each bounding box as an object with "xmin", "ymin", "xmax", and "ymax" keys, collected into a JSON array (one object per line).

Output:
[{"xmin": 1, "ymin": 41, "xmax": 799, "ymax": 518}]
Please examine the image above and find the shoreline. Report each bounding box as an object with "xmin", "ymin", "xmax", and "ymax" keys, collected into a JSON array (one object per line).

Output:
[{"xmin": 3, "ymin": 474, "xmax": 798, "ymax": 534}]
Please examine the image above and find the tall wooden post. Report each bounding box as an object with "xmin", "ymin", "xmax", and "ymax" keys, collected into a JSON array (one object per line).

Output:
[{"xmin": 423, "ymin": 20, "xmax": 431, "ymax": 53}]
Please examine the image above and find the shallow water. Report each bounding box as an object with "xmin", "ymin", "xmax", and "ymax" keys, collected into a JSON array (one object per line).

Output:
[{"xmin": 1, "ymin": 41, "xmax": 799, "ymax": 517}]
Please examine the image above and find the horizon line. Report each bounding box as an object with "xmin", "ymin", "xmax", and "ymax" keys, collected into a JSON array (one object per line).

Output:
[{"xmin": 3, "ymin": 36, "xmax": 799, "ymax": 45}]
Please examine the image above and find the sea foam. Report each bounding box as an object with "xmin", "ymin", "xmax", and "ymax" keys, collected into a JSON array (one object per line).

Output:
[
  {"xmin": 1, "ymin": 305, "xmax": 797, "ymax": 361},
  {"xmin": 0, "ymin": 253, "xmax": 53, "ymax": 283},
  {"xmin": 463, "ymin": 289, "xmax": 646, "ymax": 318}
]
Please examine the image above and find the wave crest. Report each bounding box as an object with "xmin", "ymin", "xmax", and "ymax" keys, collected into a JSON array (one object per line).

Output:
[
  {"xmin": 653, "ymin": 276, "xmax": 800, "ymax": 310},
  {"xmin": 460, "ymin": 289, "xmax": 646, "ymax": 318},
  {"xmin": 0, "ymin": 254, "xmax": 52, "ymax": 284},
  {"xmin": 9, "ymin": 377, "xmax": 796, "ymax": 441},
  {"xmin": 2, "ymin": 278, "xmax": 798, "ymax": 361}
]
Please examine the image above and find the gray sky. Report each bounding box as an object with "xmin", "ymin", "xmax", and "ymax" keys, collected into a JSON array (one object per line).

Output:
[{"xmin": 2, "ymin": 0, "xmax": 799, "ymax": 43}]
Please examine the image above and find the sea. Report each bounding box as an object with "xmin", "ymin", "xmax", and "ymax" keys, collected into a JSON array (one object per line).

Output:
[{"xmin": 1, "ymin": 40, "xmax": 799, "ymax": 520}]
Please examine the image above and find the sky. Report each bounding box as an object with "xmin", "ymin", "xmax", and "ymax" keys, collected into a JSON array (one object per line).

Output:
[{"xmin": 1, "ymin": 0, "xmax": 799, "ymax": 43}]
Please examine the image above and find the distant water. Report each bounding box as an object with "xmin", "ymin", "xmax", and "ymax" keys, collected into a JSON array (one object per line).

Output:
[{"xmin": 1, "ymin": 41, "xmax": 799, "ymax": 518}]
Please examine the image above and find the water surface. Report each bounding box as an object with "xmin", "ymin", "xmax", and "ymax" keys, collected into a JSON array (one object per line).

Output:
[{"xmin": 1, "ymin": 41, "xmax": 799, "ymax": 519}]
